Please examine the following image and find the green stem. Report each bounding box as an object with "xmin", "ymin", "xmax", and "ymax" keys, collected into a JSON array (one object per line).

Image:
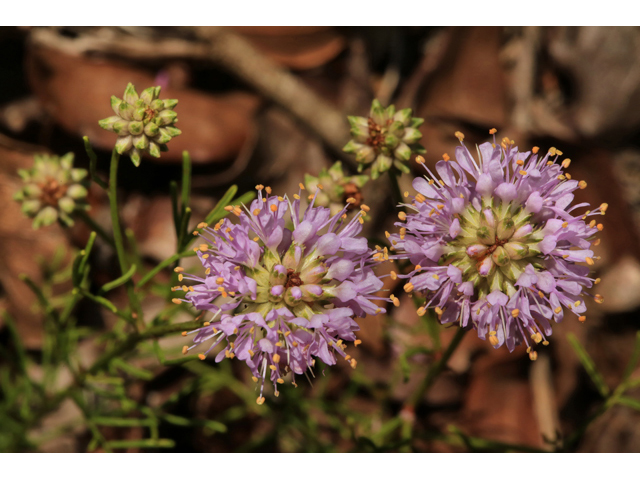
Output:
[
  {"xmin": 108, "ymin": 150, "xmax": 143, "ymax": 329},
  {"xmin": 407, "ymin": 327, "xmax": 467, "ymax": 408},
  {"xmin": 74, "ymin": 210, "xmax": 115, "ymax": 248},
  {"xmin": 88, "ymin": 319, "xmax": 203, "ymax": 374}
]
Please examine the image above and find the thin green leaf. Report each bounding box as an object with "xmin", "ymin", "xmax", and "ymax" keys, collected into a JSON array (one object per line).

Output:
[
  {"xmin": 105, "ymin": 438, "xmax": 175, "ymax": 449},
  {"xmin": 181, "ymin": 151, "xmax": 191, "ymax": 215},
  {"xmin": 616, "ymin": 396, "xmax": 640, "ymax": 411},
  {"xmin": 112, "ymin": 357, "xmax": 153, "ymax": 380},
  {"xmin": 91, "ymin": 417, "xmax": 156, "ymax": 427},
  {"xmin": 135, "ymin": 250, "xmax": 197, "ymax": 289},
  {"xmin": 100, "ymin": 265, "xmax": 137, "ymax": 293},
  {"xmin": 203, "ymin": 185, "xmax": 237, "ymax": 226},
  {"xmin": 170, "ymin": 180, "xmax": 180, "ymax": 238},
  {"xmin": 567, "ymin": 333, "xmax": 610, "ymax": 397},
  {"xmin": 621, "ymin": 331, "xmax": 640, "ymax": 385}
]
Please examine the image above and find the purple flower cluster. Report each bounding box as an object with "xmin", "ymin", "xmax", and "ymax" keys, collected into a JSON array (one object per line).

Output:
[
  {"xmin": 389, "ymin": 131, "xmax": 606, "ymax": 358},
  {"xmin": 176, "ymin": 185, "xmax": 386, "ymax": 402}
]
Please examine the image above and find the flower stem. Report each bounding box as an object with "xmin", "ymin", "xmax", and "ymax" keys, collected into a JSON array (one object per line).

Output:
[
  {"xmin": 108, "ymin": 149, "xmax": 143, "ymax": 329},
  {"xmin": 406, "ymin": 327, "xmax": 467, "ymax": 409},
  {"xmin": 74, "ymin": 209, "xmax": 115, "ymax": 248}
]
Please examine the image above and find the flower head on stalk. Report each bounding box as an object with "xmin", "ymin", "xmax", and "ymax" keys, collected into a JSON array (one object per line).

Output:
[
  {"xmin": 174, "ymin": 185, "xmax": 388, "ymax": 403},
  {"xmin": 99, "ymin": 83, "xmax": 181, "ymax": 166},
  {"xmin": 389, "ymin": 130, "xmax": 606, "ymax": 359},
  {"xmin": 304, "ymin": 162, "xmax": 369, "ymax": 216},
  {"xmin": 14, "ymin": 153, "xmax": 89, "ymax": 229},
  {"xmin": 343, "ymin": 99, "xmax": 425, "ymax": 179}
]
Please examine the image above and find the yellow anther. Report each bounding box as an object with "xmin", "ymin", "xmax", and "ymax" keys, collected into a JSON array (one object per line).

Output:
[
  {"xmin": 594, "ymin": 278, "xmax": 601, "ymax": 285},
  {"xmin": 595, "ymin": 294, "xmax": 604, "ymax": 304},
  {"xmin": 216, "ymin": 277, "xmax": 225, "ymax": 285},
  {"xmin": 174, "ymin": 267, "xmax": 184, "ymax": 273},
  {"xmin": 255, "ymin": 184, "xmax": 264, "ymax": 191},
  {"xmin": 256, "ymin": 396, "xmax": 265, "ymax": 405},
  {"xmin": 579, "ymin": 316, "xmax": 586, "ymax": 323},
  {"xmin": 172, "ymin": 298, "xmax": 182, "ymax": 305},
  {"xmin": 182, "ymin": 346, "xmax": 189, "ymax": 355},
  {"xmin": 529, "ymin": 350, "xmax": 538, "ymax": 361},
  {"xmin": 549, "ymin": 147, "xmax": 557, "ymax": 156},
  {"xmin": 442, "ymin": 153, "xmax": 450, "ymax": 161},
  {"xmin": 253, "ymin": 208, "xmax": 261, "ymax": 216},
  {"xmin": 432, "ymin": 274, "xmax": 439, "ymax": 280},
  {"xmin": 385, "ymin": 231, "xmax": 390, "ymax": 238},
  {"xmin": 589, "ymin": 220, "xmax": 596, "ymax": 228},
  {"xmin": 416, "ymin": 155, "xmax": 425, "ymax": 164},
  {"xmin": 565, "ymin": 173, "xmax": 572, "ymax": 179},
  {"xmin": 593, "ymin": 238, "xmax": 601, "ymax": 246},
  {"xmin": 519, "ymin": 170, "xmax": 527, "ymax": 176},
  {"xmin": 350, "ymin": 359, "xmax": 357, "ymax": 369},
  {"xmin": 272, "ymin": 353, "xmax": 281, "ymax": 363},
  {"xmin": 202, "ymin": 254, "xmax": 209, "ymax": 259},
  {"xmin": 415, "ymin": 193, "xmax": 426, "ymax": 203},
  {"xmin": 417, "ymin": 306, "xmax": 426, "ymax": 316},
  {"xmin": 562, "ymin": 158, "xmax": 571, "ymax": 168},
  {"xmin": 437, "ymin": 204, "xmax": 444, "ymax": 210},
  {"xmin": 489, "ymin": 335, "xmax": 500, "ymax": 346},
  {"xmin": 531, "ymin": 332, "xmax": 542, "ymax": 344},
  {"xmin": 403, "ymin": 283, "xmax": 414, "ymax": 293},
  {"xmin": 556, "ymin": 149, "xmax": 563, "ymax": 155},
  {"xmin": 199, "ymin": 244, "xmax": 209, "ymax": 252},
  {"xmin": 489, "ymin": 128, "xmax": 497, "ymax": 134},
  {"xmin": 542, "ymin": 340, "xmax": 550, "ymax": 346},
  {"xmin": 398, "ymin": 212, "xmax": 407, "ymax": 221},
  {"xmin": 579, "ymin": 180, "xmax": 587, "ymax": 189},
  {"xmin": 586, "ymin": 257, "xmax": 594, "ymax": 266},
  {"xmin": 600, "ymin": 203, "xmax": 609, "ymax": 213},
  {"xmin": 198, "ymin": 354, "xmax": 206, "ymax": 360},
  {"xmin": 265, "ymin": 186, "xmax": 272, "ymax": 194},
  {"xmin": 574, "ymin": 301, "xmax": 581, "ymax": 307},
  {"xmin": 269, "ymin": 365, "xmax": 277, "ymax": 371},
  {"xmin": 404, "ymin": 191, "xmax": 409, "ymax": 198},
  {"xmin": 390, "ymin": 271, "xmax": 397, "ymax": 280},
  {"xmin": 299, "ymin": 183, "xmax": 305, "ymax": 190},
  {"xmin": 277, "ymin": 378, "xmax": 285, "ymax": 384},
  {"xmin": 361, "ymin": 204, "xmax": 371, "ymax": 212},
  {"xmin": 391, "ymin": 295, "xmax": 400, "ymax": 307},
  {"xmin": 224, "ymin": 205, "xmax": 234, "ymax": 212},
  {"xmin": 532, "ymin": 146, "xmax": 539, "ymax": 154},
  {"xmin": 293, "ymin": 194, "xmax": 300, "ymax": 200},
  {"xmin": 597, "ymin": 223, "xmax": 604, "ymax": 231},
  {"xmin": 562, "ymin": 222, "xmax": 569, "ymax": 228},
  {"xmin": 554, "ymin": 306, "xmax": 562, "ymax": 314},
  {"xmin": 253, "ymin": 237, "xmax": 259, "ymax": 242},
  {"xmin": 511, "ymin": 309, "xmax": 520, "ymax": 317},
  {"xmin": 270, "ymin": 204, "xmax": 277, "ymax": 212},
  {"xmin": 454, "ymin": 131, "xmax": 465, "ymax": 141},
  {"xmin": 516, "ymin": 160, "xmax": 524, "ymax": 166},
  {"xmin": 434, "ymin": 306, "xmax": 443, "ymax": 316},
  {"xmin": 354, "ymin": 339, "xmax": 362, "ymax": 346},
  {"xmin": 358, "ymin": 217, "xmax": 364, "ymax": 224}
]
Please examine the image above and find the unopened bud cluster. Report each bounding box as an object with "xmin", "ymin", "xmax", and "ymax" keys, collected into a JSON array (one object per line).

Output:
[
  {"xmin": 304, "ymin": 161, "xmax": 369, "ymax": 216},
  {"xmin": 14, "ymin": 153, "xmax": 89, "ymax": 229},
  {"xmin": 99, "ymin": 83, "xmax": 181, "ymax": 166},
  {"xmin": 343, "ymin": 99, "xmax": 425, "ymax": 179}
]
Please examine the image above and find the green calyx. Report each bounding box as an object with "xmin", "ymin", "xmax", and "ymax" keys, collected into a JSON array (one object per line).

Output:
[
  {"xmin": 99, "ymin": 83, "xmax": 181, "ymax": 167},
  {"xmin": 439, "ymin": 199, "xmax": 545, "ymax": 299},
  {"xmin": 343, "ymin": 99, "xmax": 425, "ymax": 180},
  {"xmin": 14, "ymin": 153, "xmax": 89, "ymax": 229}
]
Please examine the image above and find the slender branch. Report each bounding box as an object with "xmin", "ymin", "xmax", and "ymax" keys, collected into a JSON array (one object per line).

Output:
[
  {"xmin": 406, "ymin": 327, "xmax": 467, "ymax": 409},
  {"xmin": 74, "ymin": 209, "xmax": 114, "ymax": 248},
  {"xmin": 108, "ymin": 149, "xmax": 143, "ymax": 328}
]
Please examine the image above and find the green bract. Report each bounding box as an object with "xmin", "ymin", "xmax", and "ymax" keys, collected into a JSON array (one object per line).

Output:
[
  {"xmin": 343, "ymin": 99, "xmax": 425, "ymax": 179},
  {"xmin": 98, "ymin": 83, "xmax": 181, "ymax": 167},
  {"xmin": 14, "ymin": 153, "xmax": 89, "ymax": 229}
]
